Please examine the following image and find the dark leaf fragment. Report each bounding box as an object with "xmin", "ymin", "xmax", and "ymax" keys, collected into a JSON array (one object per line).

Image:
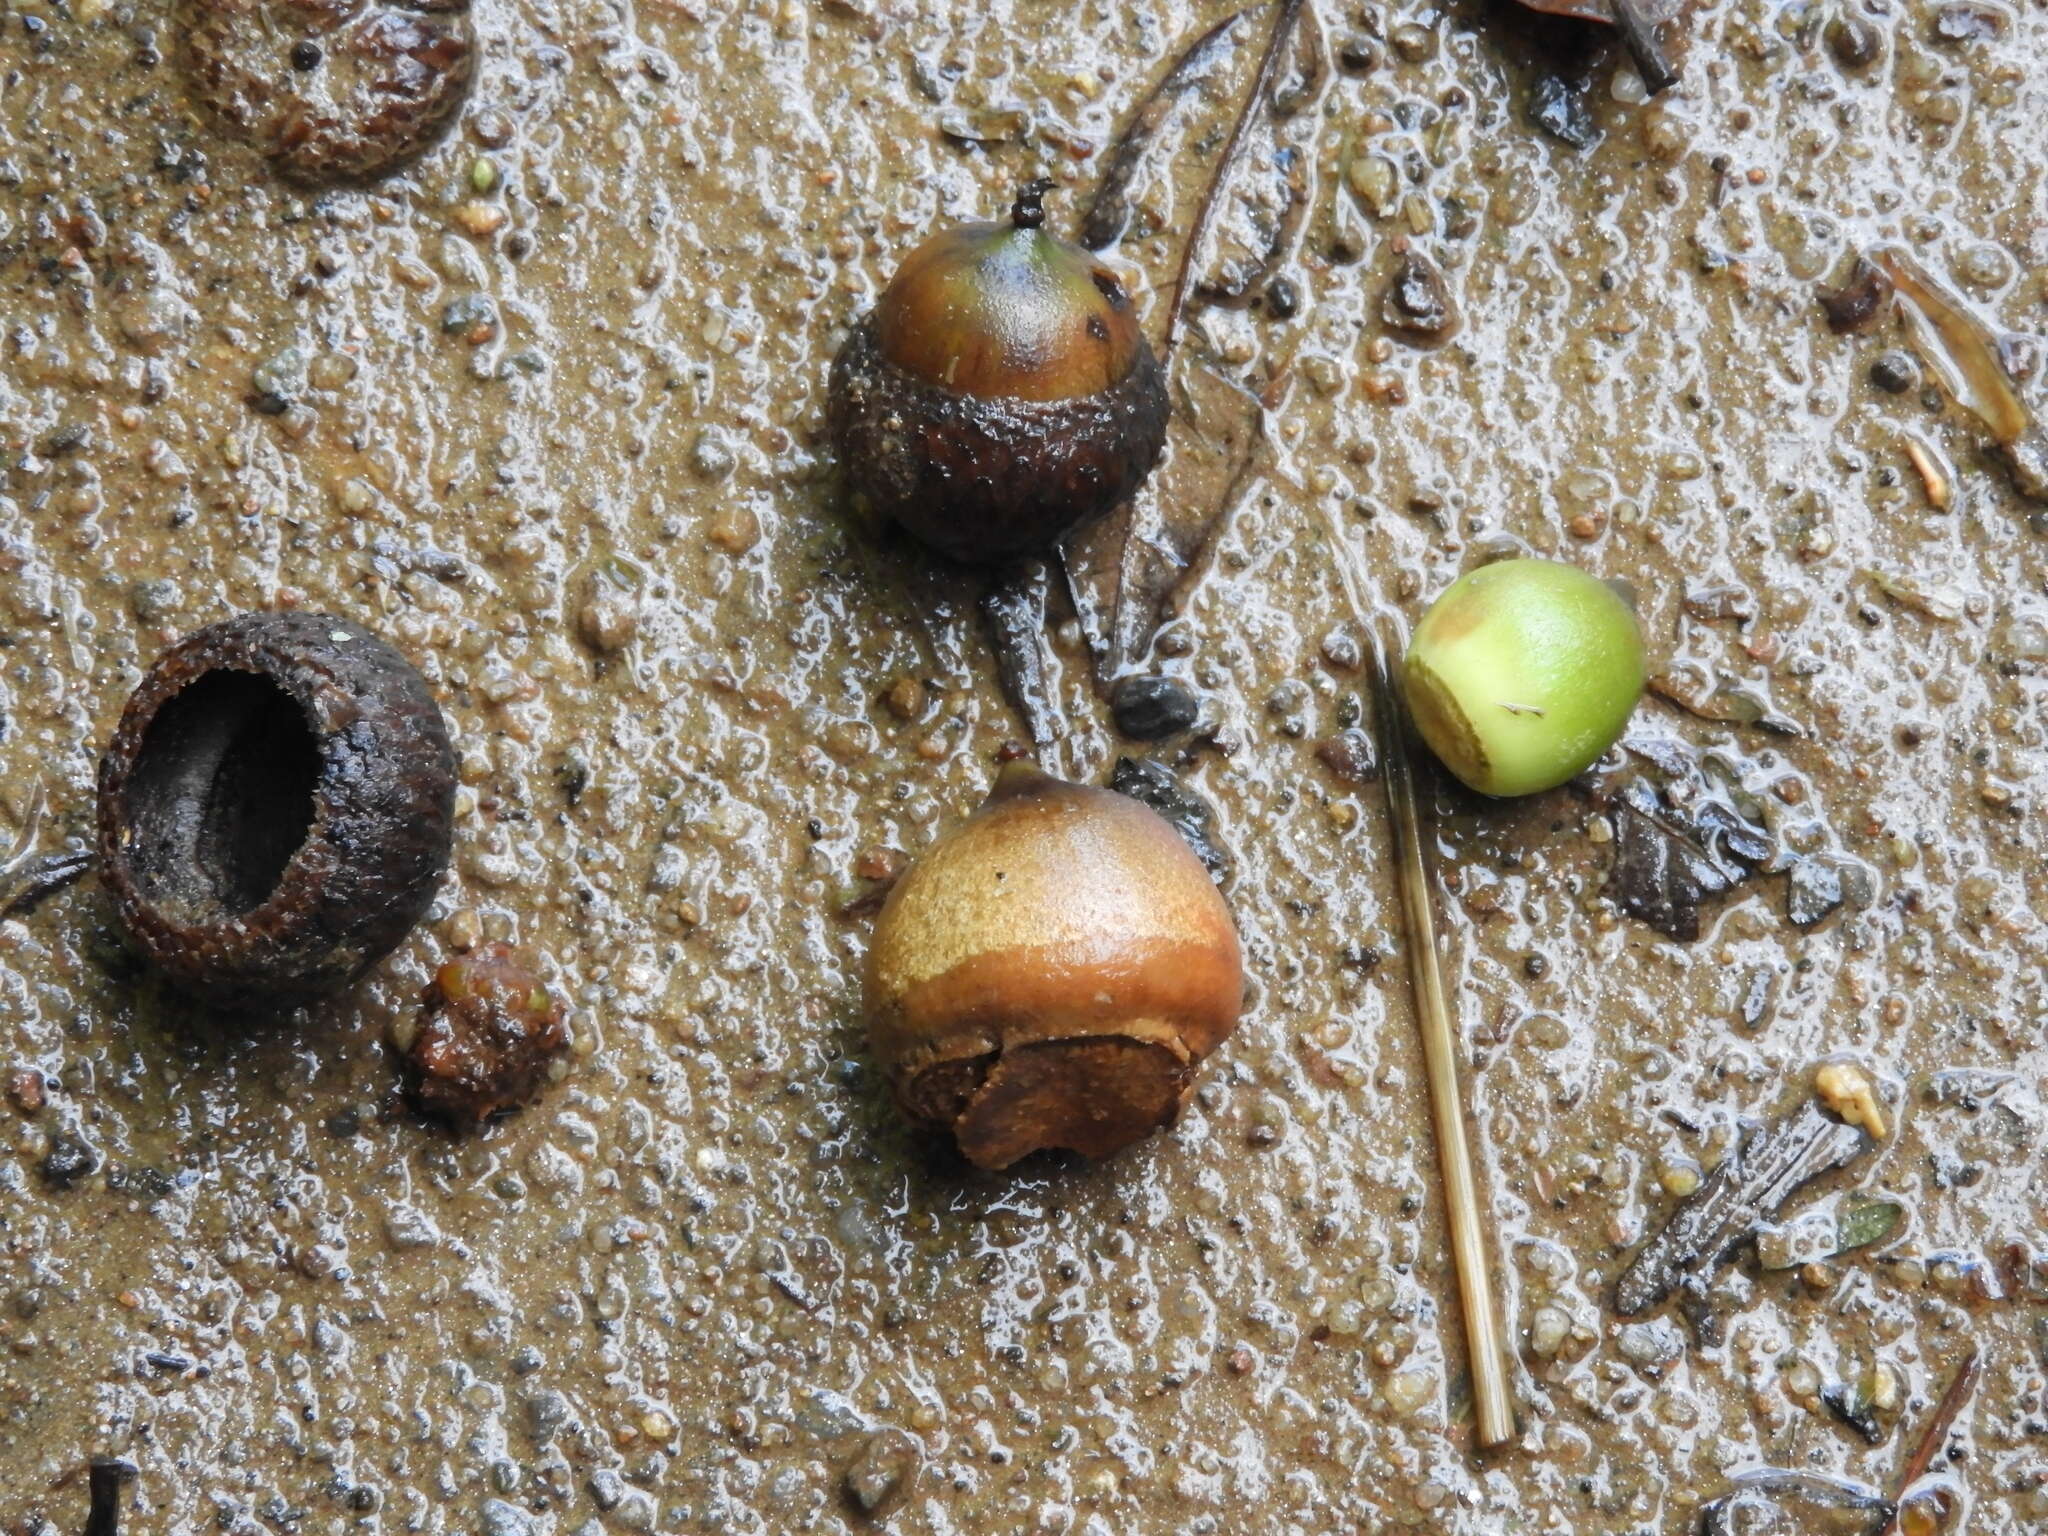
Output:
[
  {"xmin": 1528, "ymin": 72, "xmax": 1599, "ymax": 150},
  {"xmin": 1821, "ymin": 1383, "xmax": 1886, "ymax": 1445},
  {"xmin": 1108, "ymin": 757, "xmax": 1232, "ymax": 883},
  {"xmin": 1606, "ymin": 778, "xmax": 1773, "ymax": 942},
  {"xmin": 0, "ymin": 849, "xmax": 93, "ymax": 920},
  {"xmin": 1080, "ymin": 9, "xmax": 1251, "ymax": 252},
  {"xmin": 979, "ymin": 562, "xmax": 1060, "ymax": 750},
  {"xmin": 1616, "ymin": 1098, "xmax": 1871, "ymax": 1315},
  {"xmin": 1817, "ymin": 255, "xmax": 1894, "ymax": 334}
]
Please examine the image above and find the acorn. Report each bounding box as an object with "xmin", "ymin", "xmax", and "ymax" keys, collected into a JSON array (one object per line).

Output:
[
  {"xmin": 863, "ymin": 763, "xmax": 1243, "ymax": 1170},
  {"xmin": 1402, "ymin": 558, "xmax": 1645, "ymax": 797},
  {"xmin": 827, "ymin": 182, "xmax": 1170, "ymax": 565}
]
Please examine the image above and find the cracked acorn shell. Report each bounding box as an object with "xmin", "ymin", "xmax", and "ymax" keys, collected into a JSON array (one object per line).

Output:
[
  {"xmin": 827, "ymin": 182, "xmax": 1170, "ymax": 565},
  {"xmin": 863, "ymin": 763, "xmax": 1244, "ymax": 1170},
  {"xmin": 98, "ymin": 611, "xmax": 456, "ymax": 1009}
]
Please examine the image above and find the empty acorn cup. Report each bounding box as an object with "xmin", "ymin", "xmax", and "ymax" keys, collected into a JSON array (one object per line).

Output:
[{"xmin": 98, "ymin": 611, "xmax": 456, "ymax": 1009}]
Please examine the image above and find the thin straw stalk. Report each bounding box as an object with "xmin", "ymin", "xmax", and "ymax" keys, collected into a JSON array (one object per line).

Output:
[{"xmin": 1370, "ymin": 627, "xmax": 1516, "ymax": 1450}]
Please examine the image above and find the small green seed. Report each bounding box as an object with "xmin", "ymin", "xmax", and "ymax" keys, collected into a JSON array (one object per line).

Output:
[
  {"xmin": 1403, "ymin": 558, "xmax": 1645, "ymax": 797},
  {"xmin": 470, "ymin": 156, "xmax": 499, "ymax": 195}
]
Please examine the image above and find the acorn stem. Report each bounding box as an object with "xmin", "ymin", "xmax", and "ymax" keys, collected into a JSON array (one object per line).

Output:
[{"xmin": 1010, "ymin": 178, "xmax": 1053, "ymax": 231}]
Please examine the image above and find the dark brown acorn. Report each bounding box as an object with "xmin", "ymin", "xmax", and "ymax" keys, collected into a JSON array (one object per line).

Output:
[
  {"xmin": 827, "ymin": 182, "xmax": 1170, "ymax": 565},
  {"xmin": 98, "ymin": 611, "xmax": 456, "ymax": 1009},
  {"xmin": 863, "ymin": 763, "xmax": 1243, "ymax": 1170}
]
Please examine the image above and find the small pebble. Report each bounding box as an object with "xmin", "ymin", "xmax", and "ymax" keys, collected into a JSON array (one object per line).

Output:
[
  {"xmin": 1110, "ymin": 674, "xmax": 1200, "ymax": 740},
  {"xmin": 1826, "ymin": 12, "xmax": 1882, "ymax": 68},
  {"xmin": 1869, "ymin": 351, "xmax": 1919, "ymax": 393},
  {"xmin": 881, "ymin": 675, "xmax": 928, "ymax": 721},
  {"xmin": 691, "ymin": 427, "xmax": 738, "ymax": 480},
  {"xmin": 845, "ymin": 1427, "xmax": 921, "ymax": 1515},
  {"xmin": 38, "ymin": 1132, "xmax": 99, "ymax": 1189},
  {"xmin": 706, "ymin": 504, "xmax": 762, "ymax": 554}
]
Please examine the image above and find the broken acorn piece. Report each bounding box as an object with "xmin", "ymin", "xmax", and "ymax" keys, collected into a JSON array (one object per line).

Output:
[
  {"xmin": 864, "ymin": 762, "xmax": 1243, "ymax": 1170},
  {"xmin": 1403, "ymin": 557, "xmax": 1645, "ymax": 797},
  {"xmin": 827, "ymin": 181, "xmax": 1170, "ymax": 565},
  {"xmin": 98, "ymin": 611, "xmax": 456, "ymax": 1008},
  {"xmin": 400, "ymin": 943, "xmax": 569, "ymax": 1128}
]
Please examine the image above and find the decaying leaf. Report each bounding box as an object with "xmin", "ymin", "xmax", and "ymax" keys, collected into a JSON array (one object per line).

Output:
[
  {"xmin": 1083, "ymin": 0, "xmax": 1319, "ymax": 352},
  {"xmin": 1697, "ymin": 1469, "xmax": 1892, "ymax": 1536},
  {"xmin": 1604, "ymin": 777, "xmax": 1774, "ymax": 942},
  {"xmin": 1835, "ymin": 1197, "xmax": 1905, "ymax": 1255},
  {"xmin": 979, "ymin": 559, "xmax": 1061, "ymax": 750},
  {"xmin": 1063, "ymin": 0, "xmax": 1320, "ymax": 681},
  {"xmin": 1862, "ymin": 568, "xmax": 1965, "ymax": 623},
  {"xmin": 1108, "ymin": 755, "xmax": 1233, "ymax": 883},
  {"xmin": 1080, "ymin": 10, "xmax": 1252, "ymax": 253},
  {"xmin": 1060, "ymin": 360, "xmax": 1266, "ymax": 676},
  {"xmin": 0, "ymin": 782, "xmax": 93, "ymax": 921},
  {"xmin": 1648, "ymin": 662, "xmax": 1804, "ymax": 736},
  {"xmin": 1615, "ymin": 1097, "xmax": 1872, "ymax": 1315}
]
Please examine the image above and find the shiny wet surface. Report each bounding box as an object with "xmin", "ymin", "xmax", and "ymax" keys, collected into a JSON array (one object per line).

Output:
[{"xmin": 3, "ymin": 0, "xmax": 2046, "ymax": 1531}]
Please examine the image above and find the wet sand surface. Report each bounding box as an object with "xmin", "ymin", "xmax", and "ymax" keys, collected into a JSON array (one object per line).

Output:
[{"xmin": 3, "ymin": 0, "xmax": 2046, "ymax": 1531}]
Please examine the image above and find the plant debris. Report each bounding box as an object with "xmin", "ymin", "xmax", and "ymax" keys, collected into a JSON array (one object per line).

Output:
[
  {"xmin": 85, "ymin": 1457, "xmax": 137, "ymax": 1536},
  {"xmin": 1648, "ymin": 663, "xmax": 1804, "ymax": 736},
  {"xmin": 1080, "ymin": 9, "xmax": 1251, "ymax": 252},
  {"xmin": 1604, "ymin": 776, "xmax": 1775, "ymax": 942},
  {"xmin": 1064, "ymin": 0, "xmax": 1316, "ymax": 681},
  {"xmin": 1698, "ymin": 1467, "xmax": 1892, "ymax": 1535},
  {"xmin": 1060, "ymin": 362, "xmax": 1267, "ymax": 676},
  {"xmin": 0, "ymin": 782, "xmax": 93, "ymax": 921},
  {"xmin": 1881, "ymin": 1347, "xmax": 1982, "ymax": 1534},
  {"xmin": 1108, "ymin": 756, "xmax": 1233, "ymax": 883},
  {"xmin": 979, "ymin": 560, "xmax": 1061, "ymax": 749},
  {"xmin": 1821, "ymin": 1381, "xmax": 1887, "ymax": 1445},
  {"xmin": 1870, "ymin": 245, "xmax": 2048, "ymax": 502},
  {"xmin": 1862, "ymin": 567, "xmax": 1964, "ymax": 624},
  {"xmin": 1512, "ymin": 0, "xmax": 1682, "ymax": 96},
  {"xmin": 1835, "ymin": 1197, "xmax": 1905, "ymax": 1255},
  {"xmin": 1817, "ymin": 254, "xmax": 1894, "ymax": 334},
  {"xmin": 1615, "ymin": 1097, "xmax": 1872, "ymax": 1315}
]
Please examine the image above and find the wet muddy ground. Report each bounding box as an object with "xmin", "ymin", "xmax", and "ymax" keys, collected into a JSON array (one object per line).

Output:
[{"xmin": 3, "ymin": 0, "xmax": 2046, "ymax": 1531}]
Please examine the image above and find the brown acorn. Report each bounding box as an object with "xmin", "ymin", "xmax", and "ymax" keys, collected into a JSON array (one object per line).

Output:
[
  {"xmin": 827, "ymin": 182, "xmax": 1170, "ymax": 565},
  {"xmin": 863, "ymin": 763, "xmax": 1243, "ymax": 1170}
]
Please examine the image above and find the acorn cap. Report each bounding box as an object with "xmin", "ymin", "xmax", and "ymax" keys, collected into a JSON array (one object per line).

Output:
[
  {"xmin": 98, "ymin": 611, "xmax": 456, "ymax": 1008},
  {"xmin": 864, "ymin": 763, "xmax": 1243, "ymax": 1169},
  {"xmin": 874, "ymin": 181, "xmax": 1150, "ymax": 403}
]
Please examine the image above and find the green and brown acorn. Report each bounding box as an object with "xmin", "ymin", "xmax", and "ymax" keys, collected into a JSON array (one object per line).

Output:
[{"xmin": 827, "ymin": 181, "xmax": 1170, "ymax": 565}]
